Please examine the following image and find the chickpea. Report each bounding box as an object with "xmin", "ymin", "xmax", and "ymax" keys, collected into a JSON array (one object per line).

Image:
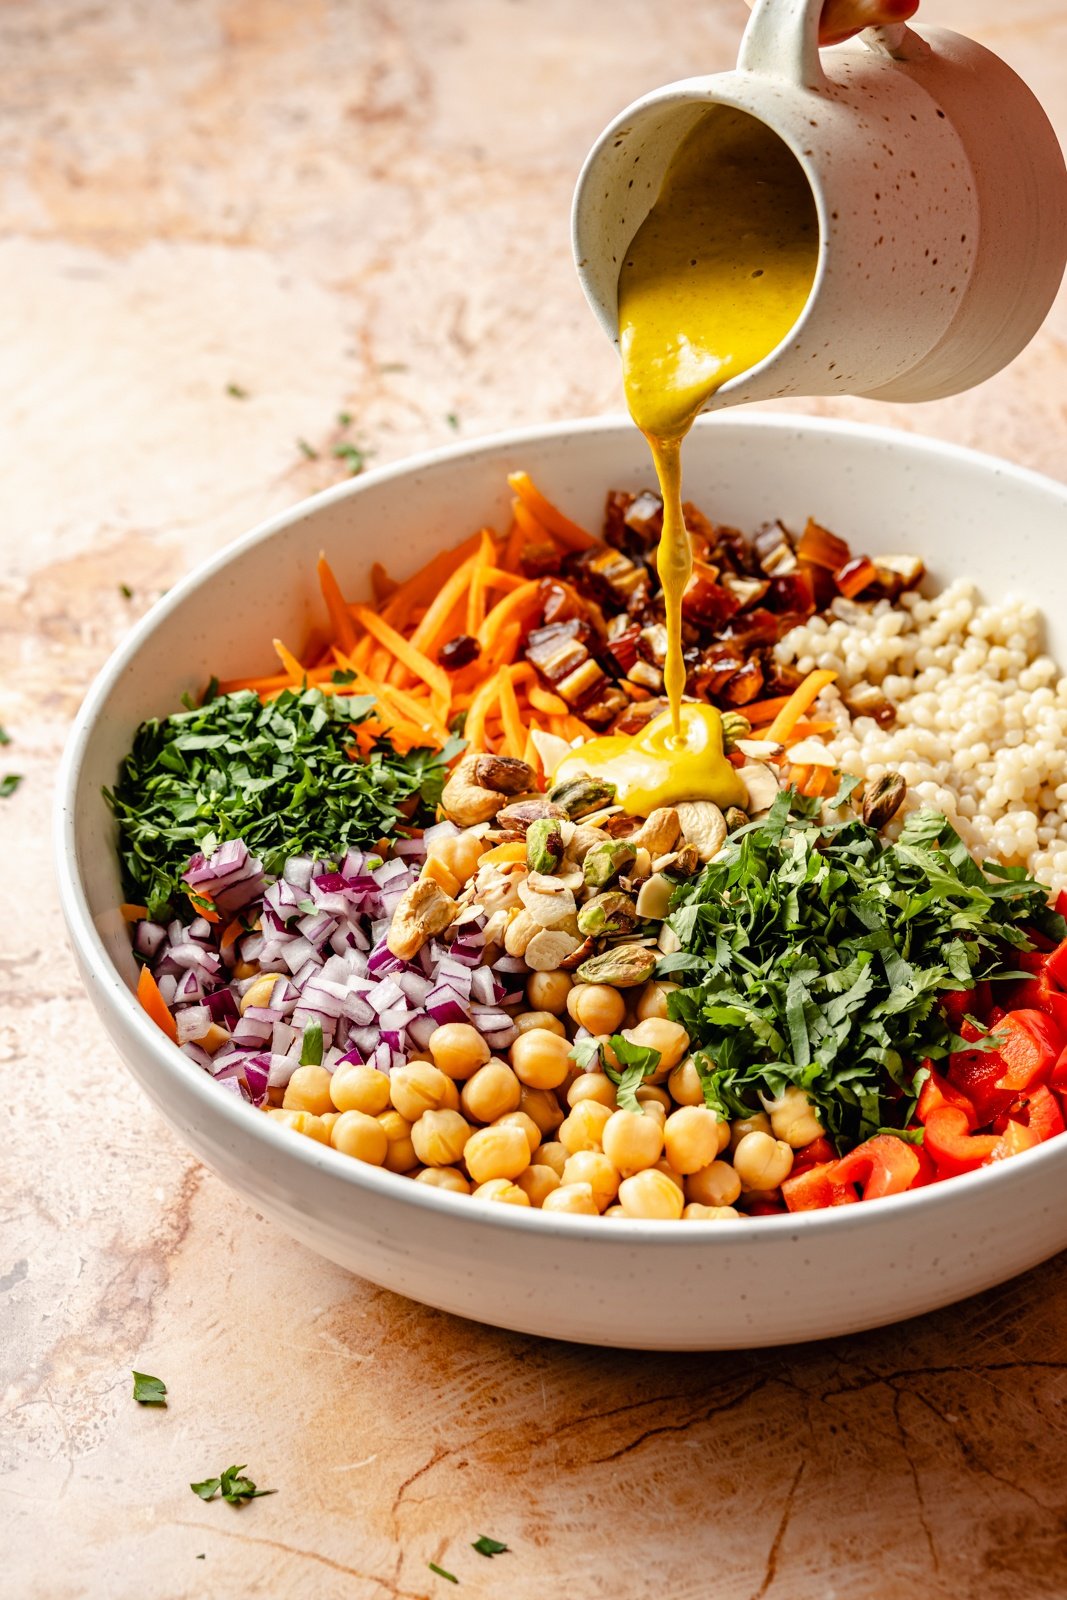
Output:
[
  {"xmin": 434, "ymin": 830, "xmax": 486, "ymax": 884},
  {"xmin": 686, "ymin": 1159, "xmax": 742, "ymax": 1208},
  {"xmin": 602, "ymin": 1108, "xmax": 664, "ymax": 1175},
  {"xmin": 653, "ymin": 1158, "xmax": 685, "ymax": 1193},
  {"xmin": 519, "ymin": 1084, "xmax": 566, "ymax": 1136},
  {"xmin": 620, "ymin": 1017, "xmax": 689, "ymax": 1076},
  {"xmin": 618, "ymin": 1168, "xmax": 685, "ymax": 1220},
  {"xmin": 635, "ymin": 980, "xmax": 680, "ymax": 1022},
  {"xmin": 411, "ymin": 1109, "xmax": 473, "ymax": 1167},
  {"xmin": 389, "ymin": 1061, "xmax": 455, "ymax": 1122},
  {"xmin": 562, "ymin": 1150, "xmax": 620, "ymax": 1212},
  {"xmin": 473, "ymin": 1177, "xmax": 531, "ymax": 1206},
  {"xmin": 532, "ymin": 1140, "xmax": 568, "ymax": 1179},
  {"xmin": 415, "ymin": 1165, "xmax": 471, "ymax": 1194},
  {"xmin": 732, "ymin": 1131, "xmax": 794, "ymax": 1192},
  {"xmin": 558, "ymin": 1099, "xmax": 613, "ymax": 1154},
  {"xmin": 494, "ymin": 1110, "xmax": 542, "ymax": 1155},
  {"xmin": 461, "ymin": 1059, "xmax": 522, "ymax": 1123},
  {"xmin": 603, "ymin": 1204, "xmax": 627, "ymax": 1217},
  {"xmin": 566, "ymin": 1072, "xmax": 617, "ymax": 1110},
  {"xmin": 320, "ymin": 1112, "xmax": 340, "ymax": 1135},
  {"xmin": 510, "ymin": 1028, "xmax": 572, "ymax": 1090},
  {"xmin": 516, "ymin": 1164, "xmax": 561, "ymax": 1207},
  {"xmin": 331, "ymin": 1109, "xmax": 389, "ymax": 1165},
  {"xmin": 664, "ymin": 1105, "xmax": 723, "ymax": 1175},
  {"xmin": 683, "ymin": 1203, "xmax": 741, "ymax": 1221},
  {"xmin": 566, "ymin": 983, "xmax": 626, "ymax": 1035},
  {"xmin": 429, "ymin": 1022, "xmax": 490, "ymax": 1080},
  {"xmin": 767, "ymin": 1085, "xmax": 825, "ymax": 1149},
  {"xmin": 527, "ymin": 970, "xmax": 572, "ymax": 1015},
  {"xmin": 634, "ymin": 1085, "xmax": 670, "ymax": 1118},
  {"xmin": 239, "ymin": 973, "xmax": 282, "ymax": 1014},
  {"xmin": 729, "ymin": 1112, "xmax": 772, "ymax": 1152},
  {"xmin": 513, "ymin": 1010, "xmax": 567, "ymax": 1038},
  {"xmin": 267, "ymin": 1108, "xmax": 330, "ymax": 1144},
  {"xmin": 330, "ymin": 1062, "xmax": 391, "ymax": 1116},
  {"xmin": 283, "ymin": 1064, "xmax": 334, "ymax": 1117},
  {"xmin": 231, "ymin": 959, "xmax": 258, "ymax": 981},
  {"xmin": 667, "ymin": 1057, "xmax": 704, "ymax": 1107},
  {"xmin": 542, "ymin": 1182, "xmax": 599, "ymax": 1216},
  {"xmin": 464, "ymin": 1123, "xmax": 532, "ymax": 1185},
  {"xmin": 378, "ymin": 1109, "xmax": 418, "ymax": 1172}
]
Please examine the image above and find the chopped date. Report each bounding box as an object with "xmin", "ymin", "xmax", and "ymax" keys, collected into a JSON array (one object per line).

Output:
[
  {"xmin": 519, "ymin": 541, "xmax": 561, "ymax": 579},
  {"xmin": 835, "ymin": 555, "xmax": 880, "ymax": 598},
  {"xmin": 438, "ymin": 633, "xmax": 480, "ymax": 669},
  {"xmin": 797, "ymin": 517, "xmax": 851, "ymax": 571}
]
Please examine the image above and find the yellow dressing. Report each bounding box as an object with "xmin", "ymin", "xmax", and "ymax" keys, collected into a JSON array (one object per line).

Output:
[
  {"xmin": 582, "ymin": 106, "xmax": 818, "ymax": 815},
  {"xmin": 553, "ymin": 703, "xmax": 745, "ymax": 817}
]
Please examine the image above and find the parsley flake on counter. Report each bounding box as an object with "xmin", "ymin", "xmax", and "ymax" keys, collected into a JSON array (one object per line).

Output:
[
  {"xmin": 0, "ymin": 725, "xmax": 10, "ymax": 745},
  {"xmin": 428, "ymin": 1562, "xmax": 458, "ymax": 1584},
  {"xmin": 105, "ymin": 686, "xmax": 462, "ymax": 920},
  {"xmin": 0, "ymin": 774, "xmax": 22, "ymax": 799},
  {"xmin": 119, "ymin": 583, "xmax": 134, "ymax": 599},
  {"xmin": 131, "ymin": 1371, "xmax": 167, "ymax": 1406},
  {"xmin": 471, "ymin": 1536, "xmax": 509, "ymax": 1558},
  {"xmin": 333, "ymin": 441, "xmax": 371, "ymax": 476},
  {"xmin": 226, "ymin": 382, "xmax": 249, "ymax": 399},
  {"xmin": 297, "ymin": 438, "xmax": 320, "ymax": 460},
  {"xmin": 667, "ymin": 794, "xmax": 1065, "ymax": 1146},
  {"xmin": 191, "ymin": 1465, "xmax": 275, "ymax": 1505},
  {"xmin": 445, "ymin": 412, "xmax": 460, "ymax": 431},
  {"xmin": 337, "ymin": 410, "xmax": 353, "ymax": 426}
]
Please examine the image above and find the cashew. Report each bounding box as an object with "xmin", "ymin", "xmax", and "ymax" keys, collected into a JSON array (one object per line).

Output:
[
  {"xmin": 386, "ymin": 877, "xmax": 458, "ymax": 959},
  {"xmin": 504, "ymin": 907, "xmax": 539, "ymax": 957},
  {"xmin": 738, "ymin": 763, "xmax": 781, "ymax": 813},
  {"xmin": 628, "ymin": 807, "xmax": 681, "ymax": 858},
  {"xmin": 524, "ymin": 929, "xmax": 583, "ymax": 971},
  {"xmin": 675, "ymin": 801, "xmax": 727, "ymax": 862}
]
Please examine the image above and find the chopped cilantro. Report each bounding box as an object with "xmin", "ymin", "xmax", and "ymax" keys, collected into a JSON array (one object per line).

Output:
[
  {"xmin": 667, "ymin": 795, "xmax": 1065, "ymax": 1146},
  {"xmin": 299, "ymin": 1021, "xmax": 323, "ymax": 1066},
  {"xmin": 333, "ymin": 441, "xmax": 371, "ymax": 476},
  {"xmin": 0, "ymin": 774, "xmax": 22, "ymax": 799},
  {"xmin": 471, "ymin": 1536, "xmax": 509, "ymax": 1558},
  {"xmin": 104, "ymin": 686, "xmax": 462, "ymax": 919},
  {"xmin": 297, "ymin": 438, "xmax": 319, "ymax": 460},
  {"xmin": 191, "ymin": 1465, "xmax": 275, "ymax": 1505},
  {"xmin": 331, "ymin": 668, "xmax": 357, "ymax": 686},
  {"xmin": 568, "ymin": 1037, "xmax": 602, "ymax": 1073},
  {"xmin": 428, "ymin": 1562, "xmax": 458, "ymax": 1584},
  {"xmin": 226, "ymin": 382, "xmax": 248, "ymax": 399},
  {"xmin": 603, "ymin": 1034, "xmax": 661, "ymax": 1113},
  {"xmin": 132, "ymin": 1371, "xmax": 167, "ymax": 1405}
]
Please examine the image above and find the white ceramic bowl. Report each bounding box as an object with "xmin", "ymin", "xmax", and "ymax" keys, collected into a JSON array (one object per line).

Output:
[{"xmin": 57, "ymin": 414, "xmax": 1067, "ymax": 1350}]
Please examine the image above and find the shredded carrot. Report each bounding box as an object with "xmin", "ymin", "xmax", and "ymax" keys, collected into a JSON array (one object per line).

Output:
[
  {"xmin": 511, "ymin": 496, "xmax": 553, "ymax": 547},
  {"xmin": 527, "ymin": 684, "xmax": 568, "ymax": 716},
  {"xmin": 478, "ymin": 581, "xmax": 543, "ymax": 650},
  {"xmin": 185, "ymin": 888, "xmax": 220, "ymax": 924},
  {"xmin": 371, "ymin": 562, "xmax": 397, "ymax": 603},
  {"xmin": 465, "ymin": 674, "xmax": 502, "ymax": 753},
  {"xmin": 350, "ymin": 606, "xmax": 451, "ymax": 710},
  {"xmin": 272, "ymin": 637, "xmax": 309, "ymax": 686},
  {"xmin": 758, "ymin": 669, "xmax": 838, "ymax": 745},
  {"xmin": 507, "ymin": 471, "xmax": 596, "ymax": 551},
  {"xmin": 317, "ymin": 554, "xmax": 357, "ymax": 652},
  {"xmin": 503, "ymin": 516, "xmax": 526, "ymax": 570},
  {"xmin": 484, "ymin": 621, "xmax": 522, "ymax": 675},
  {"xmin": 410, "ymin": 550, "xmax": 481, "ymax": 660},
  {"xmin": 465, "ymin": 529, "xmax": 496, "ymax": 638},
  {"xmin": 738, "ymin": 695, "xmax": 795, "ymax": 725},
  {"xmin": 790, "ymin": 764, "xmax": 811, "ymax": 795},
  {"xmin": 483, "ymin": 567, "xmax": 526, "ymax": 593},
  {"xmin": 496, "ymin": 665, "xmax": 526, "ymax": 756},
  {"xmin": 121, "ymin": 904, "xmax": 148, "ymax": 922},
  {"xmin": 137, "ymin": 964, "xmax": 178, "ymax": 1042}
]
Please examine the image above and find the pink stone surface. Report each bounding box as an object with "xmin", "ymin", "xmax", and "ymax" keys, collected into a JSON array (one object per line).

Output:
[{"xmin": 2, "ymin": 2, "xmax": 1066, "ymax": 1595}]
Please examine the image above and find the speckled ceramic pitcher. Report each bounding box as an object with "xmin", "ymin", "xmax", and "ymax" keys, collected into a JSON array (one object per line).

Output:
[{"xmin": 572, "ymin": 0, "xmax": 1067, "ymax": 407}]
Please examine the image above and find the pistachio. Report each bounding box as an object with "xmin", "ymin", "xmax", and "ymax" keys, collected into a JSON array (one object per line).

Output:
[
  {"xmin": 497, "ymin": 798, "xmax": 568, "ymax": 834},
  {"xmin": 386, "ymin": 878, "xmax": 458, "ymax": 960},
  {"xmin": 526, "ymin": 816, "xmax": 565, "ymax": 875},
  {"xmin": 547, "ymin": 773, "xmax": 617, "ymax": 819},
  {"xmin": 675, "ymin": 800, "xmax": 728, "ymax": 863},
  {"xmin": 653, "ymin": 843, "xmax": 701, "ymax": 877},
  {"xmin": 720, "ymin": 711, "xmax": 752, "ymax": 752},
  {"xmin": 525, "ymin": 929, "xmax": 583, "ymax": 971},
  {"xmin": 724, "ymin": 806, "xmax": 749, "ymax": 833},
  {"xmin": 471, "ymin": 754, "xmax": 538, "ymax": 795},
  {"xmin": 583, "ymin": 839, "xmax": 638, "ymax": 890},
  {"xmin": 628, "ymin": 807, "xmax": 681, "ymax": 858},
  {"xmin": 635, "ymin": 873, "xmax": 674, "ymax": 921},
  {"xmin": 862, "ymin": 771, "xmax": 907, "ymax": 831},
  {"xmin": 576, "ymin": 943, "xmax": 659, "ymax": 988},
  {"xmin": 577, "ymin": 891, "xmax": 638, "ymax": 939}
]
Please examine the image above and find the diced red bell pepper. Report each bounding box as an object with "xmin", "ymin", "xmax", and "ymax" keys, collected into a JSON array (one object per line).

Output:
[
  {"xmin": 745, "ymin": 1193, "xmax": 786, "ymax": 1216},
  {"xmin": 1052, "ymin": 1045, "xmax": 1067, "ymax": 1093},
  {"xmin": 993, "ymin": 1010, "xmax": 1064, "ymax": 1092},
  {"xmin": 832, "ymin": 1134, "xmax": 921, "ymax": 1200},
  {"xmin": 984, "ymin": 1119, "xmax": 1043, "ymax": 1164},
  {"xmin": 781, "ymin": 1162, "xmax": 857, "ymax": 1212},
  {"xmin": 909, "ymin": 1142, "xmax": 939, "ymax": 1188},
  {"xmin": 916, "ymin": 1062, "xmax": 978, "ymax": 1129},
  {"xmin": 922, "ymin": 1106, "xmax": 1001, "ymax": 1176},
  {"xmin": 789, "ymin": 1135, "xmax": 837, "ymax": 1176},
  {"xmin": 1046, "ymin": 937, "xmax": 1067, "ymax": 991},
  {"xmin": 1056, "ymin": 890, "xmax": 1067, "ymax": 920},
  {"xmin": 940, "ymin": 983, "xmax": 991, "ymax": 1027},
  {"xmin": 946, "ymin": 1041, "xmax": 1016, "ymax": 1125},
  {"xmin": 999, "ymin": 972, "xmax": 1067, "ymax": 1033},
  {"xmin": 1003, "ymin": 1084, "xmax": 1065, "ymax": 1143}
]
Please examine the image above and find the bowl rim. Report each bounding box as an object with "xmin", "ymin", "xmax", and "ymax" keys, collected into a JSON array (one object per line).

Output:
[{"xmin": 55, "ymin": 410, "xmax": 1067, "ymax": 1245}]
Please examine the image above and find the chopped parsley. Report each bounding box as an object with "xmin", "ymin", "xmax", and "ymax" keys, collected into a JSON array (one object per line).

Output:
[
  {"xmin": 428, "ymin": 1562, "xmax": 458, "ymax": 1584},
  {"xmin": 299, "ymin": 1022, "xmax": 323, "ymax": 1066},
  {"xmin": 132, "ymin": 1371, "xmax": 167, "ymax": 1406},
  {"xmin": 666, "ymin": 793, "xmax": 1065, "ymax": 1147},
  {"xmin": 105, "ymin": 686, "xmax": 462, "ymax": 919},
  {"xmin": 191, "ymin": 1465, "xmax": 275, "ymax": 1505},
  {"xmin": 604, "ymin": 1034, "xmax": 661, "ymax": 1113},
  {"xmin": 471, "ymin": 1536, "xmax": 509, "ymax": 1558},
  {"xmin": 331, "ymin": 668, "xmax": 357, "ymax": 686},
  {"xmin": 0, "ymin": 774, "xmax": 22, "ymax": 799}
]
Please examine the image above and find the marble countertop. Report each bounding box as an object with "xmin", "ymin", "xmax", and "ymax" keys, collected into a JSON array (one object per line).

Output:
[{"xmin": 4, "ymin": 2, "xmax": 1067, "ymax": 1595}]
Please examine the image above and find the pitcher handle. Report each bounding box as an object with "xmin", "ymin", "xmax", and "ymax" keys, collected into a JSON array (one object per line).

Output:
[{"xmin": 738, "ymin": 0, "xmax": 926, "ymax": 86}]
